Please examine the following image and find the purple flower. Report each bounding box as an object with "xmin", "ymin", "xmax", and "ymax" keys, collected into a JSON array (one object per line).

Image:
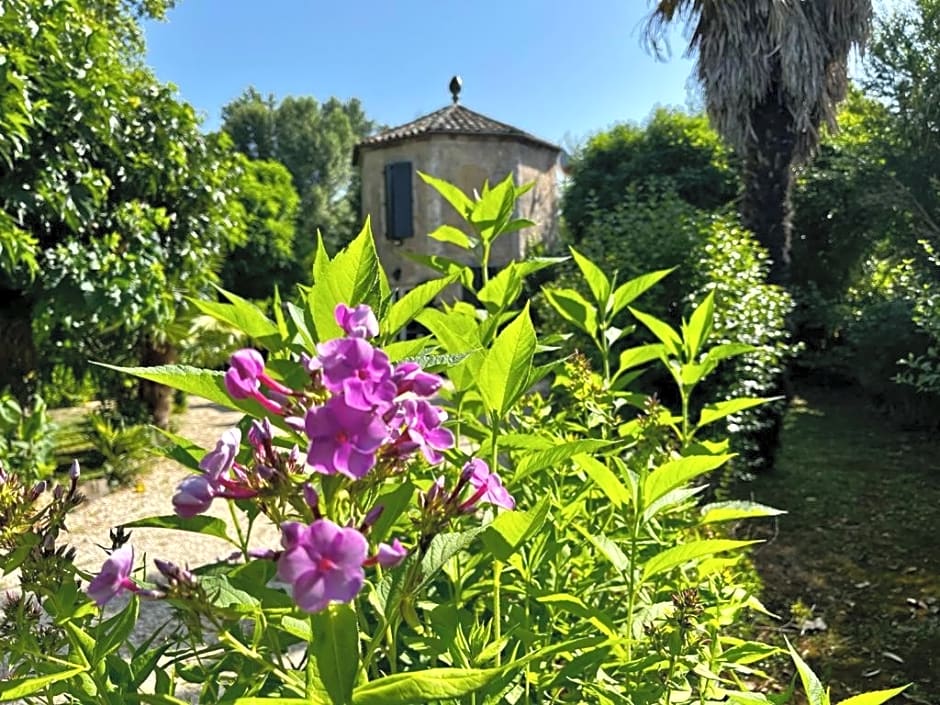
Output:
[
  {"xmin": 315, "ymin": 338, "xmax": 396, "ymax": 411},
  {"xmin": 305, "ymin": 397, "xmax": 389, "ymax": 479},
  {"xmin": 172, "ymin": 475, "xmax": 216, "ymax": 518},
  {"xmin": 199, "ymin": 428, "xmax": 241, "ymax": 480},
  {"xmin": 460, "ymin": 459, "xmax": 515, "ymax": 511},
  {"xmin": 374, "ymin": 539, "xmax": 408, "ymax": 568},
  {"xmin": 87, "ymin": 545, "xmax": 138, "ymax": 607},
  {"xmin": 224, "ymin": 348, "xmax": 265, "ymax": 399},
  {"xmin": 392, "ymin": 361, "xmax": 443, "ymax": 397},
  {"xmin": 277, "ymin": 519, "xmax": 368, "ymax": 613},
  {"xmin": 335, "ymin": 303, "xmax": 379, "ymax": 339},
  {"xmin": 390, "ymin": 399, "xmax": 454, "ymax": 464}
]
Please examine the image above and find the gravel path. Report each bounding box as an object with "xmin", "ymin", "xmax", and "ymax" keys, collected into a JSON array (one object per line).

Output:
[{"xmin": 2, "ymin": 399, "xmax": 282, "ymax": 641}]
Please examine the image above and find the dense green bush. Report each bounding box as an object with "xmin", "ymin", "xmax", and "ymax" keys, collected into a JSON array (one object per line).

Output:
[
  {"xmin": 562, "ymin": 109, "xmax": 739, "ymax": 245},
  {"xmin": 539, "ymin": 187, "xmax": 795, "ymax": 473},
  {"xmin": 0, "ymin": 392, "xmax": 57, "ymax": 485}
]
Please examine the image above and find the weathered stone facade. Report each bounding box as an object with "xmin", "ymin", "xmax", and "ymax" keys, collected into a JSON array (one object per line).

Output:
[{"xmin": 356, "ymin": 101, "xmax": 561, "ymax": 292}]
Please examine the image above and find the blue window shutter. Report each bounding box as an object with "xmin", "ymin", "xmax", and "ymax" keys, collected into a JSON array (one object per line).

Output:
[{"xmin": 385, "ymin": 161, "xmax": 413, "ymax": 240}]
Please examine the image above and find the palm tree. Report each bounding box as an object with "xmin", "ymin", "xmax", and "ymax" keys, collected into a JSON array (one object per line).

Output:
[{"xmin": 646, "ymin": 1, "xmax": 872, "ymax": 285}]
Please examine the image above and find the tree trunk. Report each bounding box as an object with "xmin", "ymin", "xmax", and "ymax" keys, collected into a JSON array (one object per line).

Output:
[
  {"xmin": 739, "ymin": 92, "xmax": 799, "ymax": 287},
  {"xmin": 140, "ymin": 338, "xmax": 177, "ymax": 429},
  {"xmin": 0, "ymin": 291, "xmax": 38, "ymax": 402}
]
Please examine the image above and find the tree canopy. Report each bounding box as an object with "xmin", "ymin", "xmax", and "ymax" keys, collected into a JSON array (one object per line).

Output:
[
  {"xmin": 221, "ymin": 88, "xmax": 375, "ymax": 257},
  {"xmin": 0, "ymin": 0, "xmax": 245, "ymax": 422}
]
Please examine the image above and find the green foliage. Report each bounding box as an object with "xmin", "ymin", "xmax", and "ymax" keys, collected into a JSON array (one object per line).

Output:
[
  {"xmin": 0, "ymin": 392, "xmax": 57, "ymax": 485},
  {"xmin": 0, "ymin": 174, "xmax": 901, "ymax": 705},
  {"xmin": 542, "ymin": 186, "xmax": 795, "ymax": 472},
  {"xmin": 79, "ymin": 411, "xmax": 154, "ymax": 486},
  {"xmin": 222, "ymin": 158, "xmax": 303, "ymax": 299},
  {"xmin": 562, "ymin": 108, "xmax": 739, "ymax": 244},
  {"xmin": 221, "ymin": 87, "xmax": 375, "ymax": 257},
  {"xmin": 0, "ymin": 0, "xmax": 246, "ymax": 421}
]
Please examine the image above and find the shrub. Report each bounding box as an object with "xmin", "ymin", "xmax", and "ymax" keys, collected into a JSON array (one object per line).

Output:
[
  {"xmin": 0, "ymin": 391, "xmax": 57, "ymax": 485},
  {"xmin": 539, "ymin": 187, "xmax": 795, "ymax": 473}
]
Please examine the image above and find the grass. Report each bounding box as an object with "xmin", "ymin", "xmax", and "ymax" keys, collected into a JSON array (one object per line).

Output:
[{"xmin": 733, "ymin": 383, "xmax": 940, "ymax": 704}]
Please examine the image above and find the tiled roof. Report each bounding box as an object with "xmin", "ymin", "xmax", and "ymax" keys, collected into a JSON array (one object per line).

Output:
[{"xmin": 356, "ymin": 103, "xmax": 560, "ymax": 157}]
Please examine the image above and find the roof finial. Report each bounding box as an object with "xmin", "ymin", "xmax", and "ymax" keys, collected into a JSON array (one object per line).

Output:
[{"xmin": 449, "ymin": 75, "xmax": 462, "ymax": 104}]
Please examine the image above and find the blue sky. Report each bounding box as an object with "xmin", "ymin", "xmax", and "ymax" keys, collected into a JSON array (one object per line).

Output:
[{"xmin": 143, "ymin": 1, "xmax": 698, "ymax": 148}]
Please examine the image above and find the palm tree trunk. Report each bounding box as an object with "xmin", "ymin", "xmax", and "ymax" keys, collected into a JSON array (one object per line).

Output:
[{"xmin": 739, "ymin": 92, "xmax": 798, "ymax": 287}]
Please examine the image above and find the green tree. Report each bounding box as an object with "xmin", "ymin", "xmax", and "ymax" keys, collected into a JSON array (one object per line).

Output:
[
  {"xmin": 562, "ymin": 108, "xmax": 738, "ymax": 243},
  {"xmin": 221, "ymin": 157, "xmax": 301, "ymax": 300},
  {"xmin": 221, "ymin": 88, "xmax": 375, "ymax": 259},
  {"xmin": 0, "ymin": 0, "xmax": 244, "ymax": 426},
  {"xmin": 646, "ymin": 1, "xmax": 873, "ymax": 285}
]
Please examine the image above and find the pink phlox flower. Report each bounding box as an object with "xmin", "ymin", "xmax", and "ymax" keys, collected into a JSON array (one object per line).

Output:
[
  {"xmin": 223, "ymin": 348, "xmax": 292, "ymax": 414},
  {"xmin": 277, "ymin": 519, "xmax": 368, "ymax": 613},
  {"xmin": 199, "ymin": 428, "xmax": 241, "ymax": 480},
  {"xmin": 224, "ymin": 349, "xmax": 265, "ymax": 399},
  {"xmin": 392, "ymin": 361, "xmax": 443, "ymax": 398},
  {"xmin": 248, "ymin": 418, "xmax": 274, "ymax": 454},
  {"xmin": 373, "ymin": 539, "xmax": 408, "ymax": 568},
  {"xmin": 460, "ymin": 459, "xmax": 515, "ymax": 511},
  {"xmin": 335, "ymin": 303, "xmax": 379, "ymax": 339},
  {"xmin": 315, "ymin": 338, "xmax": 395, "ymax": 411},
  {"xmin": 172, "ymin": 475, "xmax": 216, "ymax": 518},
  {"xmin": 86, "ymin": 545, "xmax": 138, "ymax": 607},
  {"xmin": 389, "ymin": 398, "xmax": 454, "ymax": 464},
  {"xmin": 305, "ymin": 397, "xmax": 389, "ymax": 479}
]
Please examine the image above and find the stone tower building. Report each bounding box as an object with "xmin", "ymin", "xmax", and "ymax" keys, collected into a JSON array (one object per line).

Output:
[{"xmin": 354, "ymin": 78, "xmax": 562, "ymax": 291}]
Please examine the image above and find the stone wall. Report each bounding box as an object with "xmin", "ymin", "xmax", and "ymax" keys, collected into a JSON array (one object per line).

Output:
[{"xmin": 359, "ymin": 134, "xmax": 559, "ymax": 291}]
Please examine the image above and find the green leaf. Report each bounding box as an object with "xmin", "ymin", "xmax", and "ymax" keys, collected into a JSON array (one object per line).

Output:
[
  {"xmin": 703, "ymin": 343, "xmax": 758, "ymax": 364},
  {"xmin": 384, "ymin": 275, "xmax": 458, "ymax": 338},
  {"xmin": 642, "ymin": 539, "xmax": 759, "ymax": 581},
  {"xmin": 92, "ymin": 363, "xmax": 262, "ymax": 416},
  {"xmin": 699, "ymin": 501, "xmax": 785, "ymax": 524},
  {"xmin": 310, "ymin": 604, "xmax": 359, "ymax": 705},
  {"xmin": 574, "ymin": 454, "xmax": 631, "ymax": 508},
  {"xmin": 836, "ymin": 686, "xmax": 909, "ymax": 705},
  {"xmin": 629, "ymin": 308, "xmax": 682, "ymax": 357},
  {"xmin": 416, "ymin": 308, "xmax": 481, "ymax": 354},
  {"xmin": 684, "ymin": 290, "xmax": 715, "ymax": 359},
  {"xmin": 476, "ymin": 263, "xmax": 524, "ymax": 312},
  {"xmin": 616, "ymin": 344, "xmax": 666, "ymax": 374},
  {"xmin": 419, "ymin": 528, "xmax": 485, "ymax": 590},
  {"xmin": 201, "ymin": 286, "xmax": 282, "ymax": 341},
  {"xmin": 536, "ymin": 593, "xmax": 618, "ymax": 638},
  {"xmin": 309, "ymin": 218, "xmax": 388, "ymax": 339},
  {"xmin": 569, "ymin": 247, "xmax": 610, "ymax": 309},
  {"xmin": 513, "ymin": 439, "xmax": 613, "ymax": 483},
  {"xmin": 428, "ymin": 224, "xmax": 476, "ymax": 249},
  {"xmin": 352, "ymin": 667, "xmax": 500, "ymax": 705},
  {"xmin": 786, "ymin": 638, "xmax": 830, "ymax": 705},
  {"xmin": 643, "ymin": 454, "xmax": 734, "ymax": 507},
  {"xmin": 697, "ymin": 397, "xmax": 773, "ymax": 430},
  {"xmin": 123, "ymin": 514, "xmax": 234, "ymax": 544},
  {"xmin": 152, "ymin": 427, "xmax": 206, "ymax": 472},
  {"xmin": 482, "ymin": 494, "xmax": 551, "ymax": 560},
  {"xmin": 94, "ymin": 595, "xmax": 140, "ymax": 661},
  {"xmin": 478, "ymin": 305, "xmax": 536, "ymax": 417},
  {"xmin": 542, "ymin": 287, "xmax": 596, "ymax": 336},
  {"xmin": 418, "ymin": 172, "xmax": 473, "ymax": 218},
  {"xmin": 611, "ymin": 268, "xmax": 674, "ymax": 316},
  {"xmin": 575, "ymin": 526, "xmax": 629, "ymax": 573},
  {"xmin": 368, "ymin": 482, "xmax": 416, "ymax": 544},
  {"xmin": 0, "ymin": 664, "xmax": 85, "ymax": 701}
]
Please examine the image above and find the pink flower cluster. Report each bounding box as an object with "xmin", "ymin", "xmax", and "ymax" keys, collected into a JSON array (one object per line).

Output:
[{"xmin": 90, "ymin": 303, "xmax": 516, "ymax": 614}]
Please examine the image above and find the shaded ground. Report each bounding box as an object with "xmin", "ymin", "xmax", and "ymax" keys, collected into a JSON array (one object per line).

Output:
[{"xmin": 734, "ymin": 385, "xmax": 940, "ymax": 704}]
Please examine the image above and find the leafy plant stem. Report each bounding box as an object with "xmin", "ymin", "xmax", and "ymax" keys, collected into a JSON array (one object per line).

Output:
[{"xmin": 227, "ymin": 499, "xmax": 249, "ymax": 559}]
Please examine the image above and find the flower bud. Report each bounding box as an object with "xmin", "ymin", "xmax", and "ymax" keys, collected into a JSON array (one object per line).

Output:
[
  {"xmin": 375, "ymin": 539, "xmax": 408, "ymax": 568},
  {"xmin": 172, "ymin": 475, "xmax": 215, "ymax": 518},
  {"xmin": 69, "ymin": 459, "xmax": 81, "ymax": 481}
]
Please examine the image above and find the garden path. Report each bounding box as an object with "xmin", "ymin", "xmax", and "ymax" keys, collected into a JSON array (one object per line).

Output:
[{"xmin": 738, "ymin": 385, "xmax": 940, "ymax": 705}]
